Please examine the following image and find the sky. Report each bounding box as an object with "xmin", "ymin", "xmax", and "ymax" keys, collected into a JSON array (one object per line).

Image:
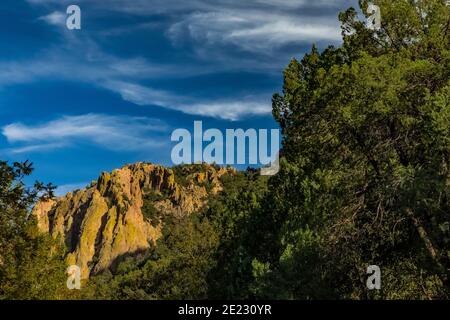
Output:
[{"xmin": 0, "ymin": 0, "xmax": 356, "ymax": 195}]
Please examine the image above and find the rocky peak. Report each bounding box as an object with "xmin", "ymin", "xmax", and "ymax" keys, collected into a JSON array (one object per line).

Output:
[{"xmin": 32, "ymin": 162, "xmax": 234, "ymax": 279}]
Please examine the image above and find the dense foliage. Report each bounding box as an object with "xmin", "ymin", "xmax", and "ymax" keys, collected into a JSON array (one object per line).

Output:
[
  {"xmin": 252, "ymin": 0, "xmax": 450, "ymax": 299},
  {"xmin": 83, "ymin": 169, "xmax": 266, "ymax": 300},
  {"xmin": 0, "ymin": 161, "xmax": 68, "ymax": 299}
]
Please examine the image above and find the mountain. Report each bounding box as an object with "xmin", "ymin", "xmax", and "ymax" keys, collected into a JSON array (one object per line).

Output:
[{"xmin": 32, "ymin": 162, "xmax": 235, "ymax": 279}]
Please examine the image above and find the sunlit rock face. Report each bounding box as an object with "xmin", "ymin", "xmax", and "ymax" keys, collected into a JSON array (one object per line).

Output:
[{"xmin": 32, "ymin": 162, "xmax": 234, "ymax": 279}]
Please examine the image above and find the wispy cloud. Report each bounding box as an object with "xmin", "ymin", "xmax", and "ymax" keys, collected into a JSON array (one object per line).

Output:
[
  {"xmin": 0, "ymin": 52, "xmax": 211, "ymax": 90},
  {"xmin": 2, "ymin": 143, "xmax": 66, "ymax": 155},
  {"xmin": 0, "ymin": 50, "xmax": 272, "ymax": 120},
  {"xmin": 168, "ymin": 11, "xmax": 341, "ymax": 53},
  {"xmin": 20, "ymin": 0, "xmax": 354, "ymax": 121},
  {"xmin": 30, "ymin": 0, "xmax": 348, "ymax": 56},
  {"xmin": 38, "ymin": 11, "xmax": 66, "ymax": 26},
  {"xmin": 180, "ymin": 100, "xmax": 269, "ymax": 120},
  {"xmin": 1, "ymin": 114, "xmax": 169, "ymax": 153},
  {"xmin": 104, "ymin": 81, "xmax": 271, "ymax": 120},
  {"xmin": 27, "ymin": 0, "xmax": 347, "ymax": 13},
  {"xmin": 102, "ymin": 81, "xmax": 185, "ymax": 108}
]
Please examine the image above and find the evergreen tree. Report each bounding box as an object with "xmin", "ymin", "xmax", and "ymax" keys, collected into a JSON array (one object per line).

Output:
[
  {"xmin": 250, "ymin": 0, "xmax": 450, "ymax": 299},
  {"xmin": 0, "ymin": 160, "xmax": 68, "ymax": 300}
]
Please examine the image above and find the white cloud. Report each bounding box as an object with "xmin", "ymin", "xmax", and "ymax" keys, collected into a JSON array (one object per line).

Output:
[
  {"xmin": 30, "ymin": 0, "xmax": 346, "ymax": 53},
  {"xmin": 2, "ymin": 114, "xmax": 169, "ymax": 153},
  {"xmin": 104, "ymin": 81, "xmax": 271, "ymax": 120},
  {"xmin": 26, "ymin": 0, "xmax": 346, "ymax": 13},
  {"xmin": 3, "ymin": 143, "xmax": 66, "ymax": 154},
  {"xmin": 38, "ymin": 11, "xmax": 66, "ymax": 26},
  {"xmin": 0, "ymin": 50, "xmax": 272, "ymax": 120},
  {"xmin": 19, "ymin": 0, "xmax": 353, "ymax": 120},
  {"xmin": 0, "ymin": 49, "xmax": 214, "ymax": 88},
  {"xmin": 168, "ymin": 11, "xmax": 341, "ymax": 53},
  {"xmin": 102, "ymin": 81, "xmax": 185, "ymax": 108},
  {"xmin": 180, "ymin": 100, "xmax": 270, "ymax": 121}
]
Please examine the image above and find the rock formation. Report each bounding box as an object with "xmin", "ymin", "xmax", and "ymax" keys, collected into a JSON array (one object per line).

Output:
[{"xmin": 32, "ymin": 162, "xmax": 234, "ymax": 279}]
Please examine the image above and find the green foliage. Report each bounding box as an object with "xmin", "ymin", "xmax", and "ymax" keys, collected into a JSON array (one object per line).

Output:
[
  {"xmin": 85, "ymin": 1, "xmax": 450, "ymax": 300},
  {"xmin": 203, "ymin": 170, "xmax": 269, "ymax": 299},
  {"xmin": 86, "ymin": 214, "xmax": 219, "ymax": 300},
  {"xmin": 172, "ymin": 163, "xmax": 221, "ymax": 187},
  {"xmin": 141, "ymin": 191, "xmax": 165, "ymax": 227},
  {"xmin": 0, "ymin": 161, "xmax": 68, "ymax": 300},
  {"xmin": 263, "ymin": 0, "xmax": 450, "ymax": 299}
]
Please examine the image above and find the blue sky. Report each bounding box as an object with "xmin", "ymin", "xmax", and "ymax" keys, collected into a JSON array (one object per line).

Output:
[{"xmin": 0, "ymin": 0, "xmax": 356, "ymax": 195}]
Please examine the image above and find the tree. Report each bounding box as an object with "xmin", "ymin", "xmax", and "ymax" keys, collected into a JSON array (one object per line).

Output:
[
  {"xmin": 253, "ymin": 0, "xmax": 450, "ymax": 299},
  {"xmin": 0, "ymin": 160, "xmax": 67, "ymax": 300},
  {"xmin": 204, "ymin": 170, "xmax": 269, "ymax": 299},
  {"xmin": 86, "ymin": 213, "xmax": 219, "ymax": 300}
]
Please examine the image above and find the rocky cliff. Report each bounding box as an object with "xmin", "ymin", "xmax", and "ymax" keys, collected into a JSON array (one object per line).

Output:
[{"xmin": 32, "ymin": 163, "xmax": 234, "ymax": 279}]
